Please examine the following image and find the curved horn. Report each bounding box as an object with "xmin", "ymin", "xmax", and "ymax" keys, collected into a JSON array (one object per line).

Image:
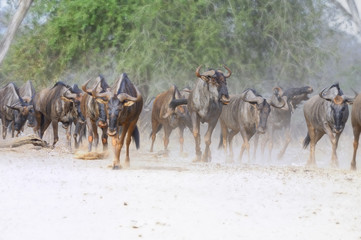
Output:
[
  {"xmin": 224, "ymin": 65, "xmax": 232, "ymax": 78},
  {"xmin": 117, "ymin": 85, "xmax": 142, "ymax": 103},
  {"xmin": 195, "ymin": 65, "xmax": 202, "ymax": 78},
  {"xmin": 319, "ymin": 87, "xmax": 332, "ymax": 101},
  {"xmin": 273, "ymin": 86, "xmax": 283, "ymax": 96},
  {"xmin": 81, "ymin": 78, "xmax": 93, "ymax": 95},
  {"xmin": 270, "ymin": 96, "xmax": 286, "ymax": 109},
  {"xmin": 92, "ymin": 88, "xmax": 112, "ymax": 102}
]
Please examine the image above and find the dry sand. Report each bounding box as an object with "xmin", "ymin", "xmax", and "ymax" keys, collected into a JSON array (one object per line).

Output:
[{"xmin": 0, "ymin": 126, "xmax": 361, "ymax": 240}]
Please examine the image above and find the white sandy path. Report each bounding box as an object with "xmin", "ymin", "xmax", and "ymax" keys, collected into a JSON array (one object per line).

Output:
[{"xmin": 1, "ymin": 142, "xmax": 361, "ymax": 240}]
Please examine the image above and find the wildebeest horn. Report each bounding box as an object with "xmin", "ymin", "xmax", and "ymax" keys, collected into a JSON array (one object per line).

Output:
[
  {"xmin": 117, "ymin": 85, "xmax": 142, "ymax": 103},
  {"xmin": 224, "ymin": 65, "xmax": 232, "ymax": 78},
  {"xmin": 92, "ymin": 88, "xmax": 113, "ymax": 102},
  {"xmin": 195, "ymin": 65, "xmax": 202, "ymax": 78},
  {"xmin": 270, "ymin": 96, "xmax": 286, "ymax": 109},
  {"xmin": 240, "ymin": 89, "xmax": 263, "ymax": 105},
  {"xmin": 273, "ymin": 87, "xmax": 283, "ymax": 96},
  {"xmin": 6, "ymin": 104, "xmax": 21, "ymax": 111},
  {"xmin": 81, "ymin": 78, "xmax": 93, "ymax": 96}
]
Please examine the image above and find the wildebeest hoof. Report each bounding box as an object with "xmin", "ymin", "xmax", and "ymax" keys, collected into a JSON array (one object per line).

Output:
[{"xmin": 112, "ymin": 165, "xmax": 121, "ymax": 170}]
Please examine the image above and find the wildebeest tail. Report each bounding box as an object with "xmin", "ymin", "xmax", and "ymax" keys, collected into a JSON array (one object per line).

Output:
[
  {"xmin": 132, "ymin": 125, "xmax": 140, "ymax": 149},
  {"xmin": 149, "ymin": 124, "xmax": 162, "ymax": 139},
  {"xmin": 303, "ymin": 133, "xmax": 310, "ymax": 149}
]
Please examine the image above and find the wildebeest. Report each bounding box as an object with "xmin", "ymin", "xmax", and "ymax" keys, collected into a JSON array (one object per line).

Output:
[
  {"xmin": 218, "ymin": 88, "xmax": 285, "ymax": 162},
  {"xmin": 92, "ymin": 73, "xmax": 143, "ymax": 169},
  {"xmin": 0, "ymin": 82, "xmax": 34, "ymax": 139},
  {"xmin": 303, "ymin": 83, "xmax": 353, "ymax": 167},
  {"xmin": 170, "ymin": 65, "xmax": 231, "ymax": 162},
  {"xmin": 19, "ymin": 80, "xmax": 36, "ymax": 129},
  {"xmin": 150, "ymin": 85, "xmax": 192, "ymax": 154},
  {"xmin": 81, "ymin": 75, "xmax": 109, "ymax": 151},
  {"xmin": 260, "ymin": 85, "xmax": 313, "ymax": 159},
  {"xmin": 34, "ymin": 82, "xmax": 85, "ymax": 147},
  {"xmin": 351, "ymin": 92, "xmax": 361, "ymax": 170}
]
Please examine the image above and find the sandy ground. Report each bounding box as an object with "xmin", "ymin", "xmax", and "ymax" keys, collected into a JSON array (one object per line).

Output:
[{"xmin": 1, "ymin": 125, "xmax": 361, "ymax": 240}]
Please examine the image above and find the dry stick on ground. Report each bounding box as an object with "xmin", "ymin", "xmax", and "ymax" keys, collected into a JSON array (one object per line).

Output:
[{"xmin": 0, "ymin": 135, "xmax": 49, "ymax": 148}]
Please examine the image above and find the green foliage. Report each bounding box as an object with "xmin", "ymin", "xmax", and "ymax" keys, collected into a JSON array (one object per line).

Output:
[{"xmin": 0, "ymin": 0, "xmax": 329, "ymax": 94}]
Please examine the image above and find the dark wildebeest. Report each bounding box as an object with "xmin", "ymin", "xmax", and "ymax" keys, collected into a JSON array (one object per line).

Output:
[
  {"xmin": 150, "ymin": 85, "xmax": 192, "ymax": 154},
  {"xmin": 19, "ymin": 80, "xmax": 36, "ymax": 129},
  {"xmin": 303, "ymin": 83, "xmax": 353, "ymax": 167},
  {"xmin": 218, "ymin": 88, "xmax": 285, "ymax": 162},
  {"xmin": 92, "ymin": 73, "xmax": 143, "ymax": 169},
  {"xmin": 170, "ymin": 65, "xmax": 231, "ymax": 162},
  {"xmin": 81, "ymin": 75, "xmax": 109, "ymax": 151},
  {"xmin": 0, "ymin": 82, "xmax": 34, "ymax": 139},
  {"xmin": 260, "ymin": 86, "xmax": 313, "ymax": 160},
  {"xmin": 34, "ymin": 82, "xmax": 85, "ymax": 147},
  {"xmin": 351, "ymin": 92, "xmax": 361, "ymax": 170}
]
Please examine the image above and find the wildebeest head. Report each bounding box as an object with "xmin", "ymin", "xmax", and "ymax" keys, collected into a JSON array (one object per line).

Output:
[
  {"xmin": 240, "ymin": 88, "xmax": 285, "ymax": 134},
  {"xmin": 20, "ymin": 80, "xmax": 36, "ymax": 128},
  {"xmin": 319, "ymin": 83, "xmax": 354, "ymax": 133},
  {"xmin": 195, "ymin": 65, "xmax": 231, "ymax": 105},
  {"xmin": 60, "ymin": 84, "xmax": 86, "ymax": 123},
  {"xmin": 284, "ymin": 86, "xmax": 313, "ymax": 110},
  {"xmin": 92, "ymin": 73, "xmax": 142, "ymax": 136},
  {"xmin": 7, "ymin": 98, "xmax": 34, "ymax": 132}
]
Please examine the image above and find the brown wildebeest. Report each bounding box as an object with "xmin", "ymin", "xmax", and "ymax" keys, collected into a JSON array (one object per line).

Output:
[
  {"xmin": 170, "ymin": 65, "xmax": 232, "ymax": 162},
  {"xmin": 92, "ymin": 73, "xmax": 143, "ymax": 169},
  {"xmin": 218, "ymin": 88, "xmax": 285, "ymax": 162},
  {"xmin": 150, "ymin": 85, "xmax": 192, "ymax": 154},
  {"xmin": 259, "ymin": 86, "xmax": 313, "ymax": 160},
  {"xmin": 34, "ymin": 82, "xmax": 85, "ymax": 147},
  {"xmin": 81, "ymin": 75, "xmax": 109, "ymax": 151},
  {"xmin": 351, "ymin": 92, "xmax": 361, "ymax": 170},
  {"xmin": 0, "ymin": 82, "xmax": 34, "ymax": 139},
  {"xmin": 303, "ymin": 83, "xmax": 353, "ymax": 167}
]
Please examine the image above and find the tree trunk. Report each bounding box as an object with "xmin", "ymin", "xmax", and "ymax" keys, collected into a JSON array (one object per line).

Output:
[
  {"xmin": 346, "ymin": 0, "xmax": 361, "ymax": 32},
  {"xmin": 0, "ymin": 0, "xmax": 33, "ymax": 66}
]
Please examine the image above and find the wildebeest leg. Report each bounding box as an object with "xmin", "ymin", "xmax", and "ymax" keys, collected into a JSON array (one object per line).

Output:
[
  {"xmin": 178, "ymin": 126, "xmax": 185, "ymax": 153},
  {"xmin": 11, "ymin": 121, "xmax": 15, "ymax": 138},
  {"xmin": 163, "ymin": 124, "xmax": 172, "ymax": 152},
  {"xmin": 39, "ymin": 118, "xmax": 51, "ymax": 140},
  {"xmin": 202, "ymin": 119, "xmax": 218, "ymax": 162},
  {"xmin": 228, "ymin": 130, "xmax": 238, "ymax": 159},
  {"xmin": 278, "ymin": 126, "xmax": 291, "ymax": 159},
  {"xmin": 220, "ymin": 119, "xmax": 228, "ymax": 155},
  {"xmin": 101, "ymin": 125, "xmax": 108, "ymax": 151},
  {"xmin": 91, "ymin": 120, "xmax": 99, "ymax": 150},
  {"xmin": 150, "ymin": 120, "xmax": 160, "ymax": 152},
  {"xmin": 239, "ymin": 129, "xmax": 251, "ymax": 163},
  {"xmin": 192, "ymin": 114, "xmax": 202, "ymax": 162},
  {"xmin": 253, "ymin": 133, "xmax": 259, "ymax": 160},
  {"xmin": 112, "ymin": 123, "xmax": 129, "ymax": 169},
  {"xmin": 324, "ymin": 125, "xmax": 339, "ymax": 167},
  {"xmin": 51, "ymin": 120, "xmax": 59, "ymax": 147},
  {"xmin": 65, "ymin": 124, "xmax": 72, "ymax": 149},
  {"xmin": 351, "ymin": 126, "xmax": 360, "ymax": 170},
  {"xmin": 268, "ymin": 128, "xmax": 275, "ymax": 161},
  {"xmin": 2, "ymin": 119, "xmax": 10, "ymax": 139},
  {"xmin": 124, "ymin": 121, "xmax": 138, "ymax": 168},
  {"xmin": 86, "ymin": 118, "xmax": 94, "ymax": 152}
]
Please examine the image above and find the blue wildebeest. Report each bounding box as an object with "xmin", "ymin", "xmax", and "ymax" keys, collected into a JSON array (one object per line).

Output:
[
  {"xmin": 81, "ymin": 75, "xmax": 110, "ymax": 151},
  {"xmin": 171, "ymin": 65, "xmax": 232, "ymax": 162},
  {"xmin": 351, "ymin": 92, "xmax": 361, "ymax": 170},
  {"xmin": 34, "ymin": 82, "xmax": 85, "ymax": 147},
  {"xmin": 150, "ymin": 85, "xmax": 192, "ymax": 154},
  {"xmin": 0, "ymin": 82, "xmax": 34, "ymax": 139},
  {"xmin": 92, "ymin": 73, "xmax": 143, "ymax": 169},
  {"xmin": 303, "ymin": 83, "xmax": 353, "ymax": 167},
  {"xmin": 260, "ymin": 86, "xmax": 313, "ymax": 160},
  {"xmin": 19, "ymin": 80, "xmax": 36, "ymax": 129},
  {"xmin": 218, "ymin": 88, "xmax": 285, "ymax": 162}
]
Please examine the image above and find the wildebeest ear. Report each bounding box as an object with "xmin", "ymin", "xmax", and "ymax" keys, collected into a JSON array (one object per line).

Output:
[
  {"xmin": 124, "ymin": 101, "xmax": 135, "ymax": 107},
  {"xmin": 60, "ymin": 96, "xmax": 74, "ymax": 102}
]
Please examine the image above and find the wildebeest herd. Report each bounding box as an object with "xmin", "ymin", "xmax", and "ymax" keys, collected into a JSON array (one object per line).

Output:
[{"xmin": 0, "ymin": 65, "xmax": 360, "ymax": 170}]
